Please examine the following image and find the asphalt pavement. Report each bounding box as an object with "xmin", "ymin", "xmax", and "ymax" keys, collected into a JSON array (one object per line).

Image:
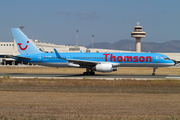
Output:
[{"xmin": 1, "ymin": 73, "xmax": 180, "ymax": 80}]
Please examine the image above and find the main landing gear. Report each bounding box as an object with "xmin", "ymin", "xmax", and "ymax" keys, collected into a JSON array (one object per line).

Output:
[
  {"xmin": 152, "ymin": 67, "xmax": 158, "ymax": 76},
  {"xmin": 83, "ymin": 68, "xmax": 95, "ymax": 75}
]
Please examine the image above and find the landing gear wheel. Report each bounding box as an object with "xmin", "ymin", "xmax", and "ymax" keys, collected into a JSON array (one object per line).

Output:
[
  {"xmin": 152, "ymin": 67, "xmax": 158, "ymax": 76},
  {"xmin": 83, "ymin": 68, "xmax": 95, "ymax": 75},
  {"xmin": 83, "ymin": 72, "xmax": 95, "ymax": 75},
  {"xmin": 90, "ymin": 72, "xmax": 95, "ymax": 75}
]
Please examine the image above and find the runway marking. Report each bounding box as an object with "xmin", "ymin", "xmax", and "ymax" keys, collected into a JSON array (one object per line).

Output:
[{"xmin": 166, "ymin": 77, "xmax": 180, "ymax": 79}]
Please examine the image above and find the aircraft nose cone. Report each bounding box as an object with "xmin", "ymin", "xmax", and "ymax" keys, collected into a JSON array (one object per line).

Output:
[{"xmin": 170, "ymin": 60, "xmax": 175, "ymax": 66}]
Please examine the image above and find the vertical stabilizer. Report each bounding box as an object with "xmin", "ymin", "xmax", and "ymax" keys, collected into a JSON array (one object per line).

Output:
[{"xmin": 11, "ymin": 28, "xmax": 41, "ymax": 55}]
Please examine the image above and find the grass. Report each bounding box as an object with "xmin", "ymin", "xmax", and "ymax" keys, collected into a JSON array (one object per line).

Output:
[
  {"xmin": 0, "ymin": 91, "xmax": 179, "ymax": 120},
  {"xmin": 0, "ymin": 78, "xmax": 180, "ymax": 94},
  {"xmin": 0, "ymin": 116, "xmax": 178, "ymax": 120}
]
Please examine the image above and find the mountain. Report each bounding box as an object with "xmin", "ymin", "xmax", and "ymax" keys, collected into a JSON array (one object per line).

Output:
[{"xmin": 86, "ymin": 40, "xmax": 180, "ymax": 53}]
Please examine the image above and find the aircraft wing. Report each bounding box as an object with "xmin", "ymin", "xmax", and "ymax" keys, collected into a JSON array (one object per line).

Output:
[
  {"xmin": 66, "ymin": 59, "xmax": 98, "ymax": 66},
  {"xmin": 54, "ymin": 48, "xmax": 98, "ymax": 66}
]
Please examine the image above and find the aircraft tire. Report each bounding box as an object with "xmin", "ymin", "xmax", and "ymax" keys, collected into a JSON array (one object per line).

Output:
[
  {"xmin": 90, "ymin": 72, "xmax": 95, "ymax": 75},
  {"xmin": 83, "ymin": 72, "xmax": 95, "ymax": 75},
  {"xmin": 152, "ymin": 73, "xmax": 155, "ymax": 76}
]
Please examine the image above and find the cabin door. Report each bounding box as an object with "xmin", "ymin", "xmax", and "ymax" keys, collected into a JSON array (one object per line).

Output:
[
  {"xmin": 38, "ymin": 55, "xmax": 41, "ymax": 62},
  {"xmin": 156, "ymin": 56, "xmax": 159, "ymax": 63}
]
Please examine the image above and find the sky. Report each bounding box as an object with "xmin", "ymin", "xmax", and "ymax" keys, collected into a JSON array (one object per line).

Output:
[{"xmin": 0, "ymin": 0, "xmax": 180, "ymax": 46}]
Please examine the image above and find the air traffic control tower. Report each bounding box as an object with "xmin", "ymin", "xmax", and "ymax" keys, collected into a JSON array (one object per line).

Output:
[{"xmin": 131, "ymin": 22, "xmax": 146, "ymax": 52}]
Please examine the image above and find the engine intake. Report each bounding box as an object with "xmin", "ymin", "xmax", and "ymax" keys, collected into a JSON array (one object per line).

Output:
[{"xmin": 93, "ymin": 64, "xmax": 118, "ymax": 72}]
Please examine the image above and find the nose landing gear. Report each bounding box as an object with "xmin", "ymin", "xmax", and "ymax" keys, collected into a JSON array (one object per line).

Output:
[{"xmin": 152, "ymin": 67, "xmax": 158, "ymax": 76}]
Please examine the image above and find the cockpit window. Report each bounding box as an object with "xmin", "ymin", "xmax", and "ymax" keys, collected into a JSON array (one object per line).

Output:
[{"xmin": 164, "ymin": 58, "xmax": 170, "ymax": 60}]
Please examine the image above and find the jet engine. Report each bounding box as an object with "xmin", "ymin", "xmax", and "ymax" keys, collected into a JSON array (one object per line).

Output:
[{"xmin": 93, "ymin": 64, "xmax": 118, "ymax": 72}]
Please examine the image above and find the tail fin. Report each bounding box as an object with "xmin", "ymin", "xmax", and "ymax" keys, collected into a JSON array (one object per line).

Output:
[{"xmin": 11, "ymin": 28, "xmax": 41, "ymax": 55}]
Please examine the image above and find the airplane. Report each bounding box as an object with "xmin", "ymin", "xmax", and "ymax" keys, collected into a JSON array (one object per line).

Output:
[{"xmin": 11, "ymin": 28, "xmax": 175, "ymax": 76}]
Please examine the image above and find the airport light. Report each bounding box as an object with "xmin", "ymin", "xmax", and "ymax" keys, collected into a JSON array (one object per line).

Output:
[
  {"xmin": 76, "ymin": 30, "xmax": 79, "ymax": 46},
  {"xmin": 92, "ymin": 35, "xmax": 94, "ymax": 49}
]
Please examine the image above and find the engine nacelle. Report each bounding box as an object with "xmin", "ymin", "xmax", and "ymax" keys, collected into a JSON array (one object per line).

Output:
[{"xmin": 93, "ymin": 64, "xmax": 118, "ymax": 72}]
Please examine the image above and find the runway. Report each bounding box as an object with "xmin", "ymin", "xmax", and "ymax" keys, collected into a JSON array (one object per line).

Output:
[{"xmin": 1, "ymin": 73, "xmax": 180, "ymax": 80}]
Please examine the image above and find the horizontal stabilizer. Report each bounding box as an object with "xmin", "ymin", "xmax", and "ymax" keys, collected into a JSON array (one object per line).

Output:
[{"xmin": 13, "ymin": 56, "xmax": 32, "ymax": 60}]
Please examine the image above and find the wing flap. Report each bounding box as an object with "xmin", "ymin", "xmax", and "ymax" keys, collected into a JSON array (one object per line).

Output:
[{"xmin": 67, "ymin": 59, "xmax": 98, "ymax": 66}]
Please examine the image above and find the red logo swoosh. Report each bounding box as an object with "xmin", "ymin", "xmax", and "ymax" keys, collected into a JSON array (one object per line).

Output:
[{"xmin": 18, "ymin": 41, "xmax": 29, "ymax": 50}]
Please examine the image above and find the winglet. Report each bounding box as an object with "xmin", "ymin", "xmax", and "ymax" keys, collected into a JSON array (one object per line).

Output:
[
  {"xmin": 54, "ymin": 48, "xmax": 66, "ymax": 59},
  {"xmin": 54, "ymin": 48, "xmax": 61, "ymax": 58}
]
